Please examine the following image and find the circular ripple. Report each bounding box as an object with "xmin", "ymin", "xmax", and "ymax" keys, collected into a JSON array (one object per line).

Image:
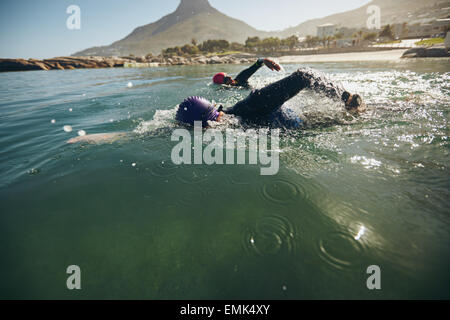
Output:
[
  {"xmin": 317, "ymin": 232, "xmax": 364, "ymax": 271},
  {"xmin": 261, "ymin": 179, "xmax": 303, "ymax": 204},
  {"xmin": 176, "ymin": 166, "xmax": 212, "ymax": 184},
  {"xmin": 243, "ymin": 215, "xmax": 298, "ymax": 256},
  {"xmin": 149, "ymin": 160, "xmax": 178, "ymax": 178}
]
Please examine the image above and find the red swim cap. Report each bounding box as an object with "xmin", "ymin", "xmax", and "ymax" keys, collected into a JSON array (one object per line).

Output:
[{"xmin": 213, "ymin": 72, "xmax": 226, "ymax": 84}]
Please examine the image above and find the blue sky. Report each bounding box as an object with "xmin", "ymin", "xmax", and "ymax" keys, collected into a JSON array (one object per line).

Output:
[{"xmin": 0, "ymin": 0, "xmax": 371, "ymax": 59}]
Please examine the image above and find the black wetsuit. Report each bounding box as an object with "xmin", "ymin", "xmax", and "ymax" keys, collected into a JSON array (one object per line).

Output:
[
  {"xmin": 231, "ymin": 59, "xmax": 265, "ymax": 87},
  {"xmin": 227, "ymin": 67, "xmax": 348, "ymax": 124}
]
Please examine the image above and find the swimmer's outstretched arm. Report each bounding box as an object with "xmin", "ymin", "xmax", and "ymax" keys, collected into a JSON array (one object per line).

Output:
[
  {"xmin": 290, "ymin": 68, "xmax": 364, "ymax": 112},
  {"xmin": 234, "ymin": 58, "xmax": 281, "ymax": 86},
  {"xmin": 67, "ymin": 132, "xmax": 128, "ymax": 144},
  {"xmin": 228, "ymin": 67, "xmax": 350, "ymax": 119},
  {"xmin": 295, "ymin": 67, "xmax": 346, "ymax": 100}
]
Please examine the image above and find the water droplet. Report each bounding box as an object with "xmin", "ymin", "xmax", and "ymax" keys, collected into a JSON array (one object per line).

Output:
[
  {"xmin": 69, "ymin": 108, "xmax": 73, "ymax": 112},
  {"xmin": 51, "ymin": 119, "xmax": 56, "ymax": 124},
  {"xmin": 27, "ymin": 168, "xmax": 40, "ymax": 175},
  {"xmin": 261, "ymin": 179, "xmax": 303, "ymax": 204},
  {"xmin": 127, "ymin": 82, "xmax": 133, "ymax": 88},
  {"xmin": 63, "ymin": 125, "xmax": 73, "ymax": 133},
  {"xmin": 78, "ymin": 130, "xmax": 86, "ymax": 137},
  {"xmin": 149, "ymin": 159, "xmax": 178, "ymax": 178},
  {"xmin": 132, "ymin": 163, "xmax": 136, "ymax": 167}
]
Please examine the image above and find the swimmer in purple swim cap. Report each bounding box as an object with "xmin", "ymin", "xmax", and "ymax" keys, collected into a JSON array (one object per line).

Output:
[
  {"xmin": 175, "ymin": 67, "xmax": 365, "ymax": 128},
  {"xmin": 68, "ymin": 67, "xmax": 365, "ymax": 143},
  {"xmin": 175, "ymin": 96, "xmax": 224, "ymax": 127}
]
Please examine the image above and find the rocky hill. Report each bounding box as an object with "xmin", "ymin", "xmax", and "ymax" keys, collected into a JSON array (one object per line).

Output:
[
  {"xmin": 279, "ymin": 0, "xmax": 448, "ymax": 37},
  {"xmin": 74, "ymin": 0, "xmax": 274, "ymax": 56},
  {"xmin": 74, "ymin": 0, "xmax": 448, "ymax": 57}
]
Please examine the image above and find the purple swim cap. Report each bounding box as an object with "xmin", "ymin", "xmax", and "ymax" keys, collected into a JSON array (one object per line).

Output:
[{"xmin": 176, "ymin": 96, "xmax": 220, "ymax": 127}]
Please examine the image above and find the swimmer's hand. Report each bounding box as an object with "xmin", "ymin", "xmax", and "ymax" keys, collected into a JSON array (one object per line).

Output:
[
  {"xmin": 263, "ymin": 59, "xmax": 281, "ymax": 72},
  {"xmin": 67, "ymin": 132, "xmax": 127, "ymax": 144}
]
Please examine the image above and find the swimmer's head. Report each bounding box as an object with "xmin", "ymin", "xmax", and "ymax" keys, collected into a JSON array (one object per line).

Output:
[
  {"xmin": 342, "ymin": 91, "xmax": 366, "ymax": 113},
  {"xmin": 176, "ymin": 96, "xmax": 222, "ymax": 127},
  {"xmin": 213, "ymin": 72, "xmax": 234, "ymax": 85}
]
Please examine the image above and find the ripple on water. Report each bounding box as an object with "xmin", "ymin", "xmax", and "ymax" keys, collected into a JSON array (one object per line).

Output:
[
  {"xmin": 261, "ymin": 179, "xmax": 305, "ymax": 205},
  {"xmin": 243, "ymin": 215, "xmax": 298, "ymax": 256},
  {"xmin": 149, "ymin": 159, "xmax": 178, "ymax": 178},
  {"xmin": 317, "ymin": 231, "xmax": 365, "ymax": 271},
  {"xmin": 176, "ymin": 165, "xmax": 212, "ymax": 184},
  {"xmin": 139, "ymin": 136, "xmax": 170, "ymax": 156}
]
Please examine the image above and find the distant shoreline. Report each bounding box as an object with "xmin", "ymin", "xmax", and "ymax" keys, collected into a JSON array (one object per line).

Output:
[
  {"xmin": 278, "ymin": 49, "xmax": 407, "ymax": 63},
  {"xmin": 2, "ymin": 48, "xmax": 449, "ymax": 73},
  {"xmin": 277, "ymin": 47, "xmax": 449, "ymax": 63}
]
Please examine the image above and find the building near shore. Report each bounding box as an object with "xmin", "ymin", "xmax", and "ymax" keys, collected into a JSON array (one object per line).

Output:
[
  {"xmin": 335, "ymin": 39, "xmax": 354, "ymax": 48},
  {"xmin": 394, "ymin": 19, "xmax": 450, "ymax": 39},
  {"xmin": 432, "ymin": 18, "xmax": 450, "ymax": 35},
  {"xmin": 317, "ymin": 23, "xmax": 336, "ymax": 38},
  {"xmin": 404, "ymin": 24, "xmax": 433, "ymax": 38}
]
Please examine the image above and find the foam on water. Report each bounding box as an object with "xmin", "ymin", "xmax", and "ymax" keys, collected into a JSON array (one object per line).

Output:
[
  {"xmin": 127, "ymin": 65, "xmax": 449, "ymax": 182},
  {"xmin": 133, "ymin": 107, "xmax": 178, "ymax": 134}
]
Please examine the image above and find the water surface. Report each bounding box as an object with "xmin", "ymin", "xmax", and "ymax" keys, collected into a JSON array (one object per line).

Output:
[{"xmin": 0, "ymin": 60, "xmax": 449, "ymax": 299}]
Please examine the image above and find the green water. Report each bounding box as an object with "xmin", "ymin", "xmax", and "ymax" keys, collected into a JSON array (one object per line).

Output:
[{"xmin": 0, "ymin": 60, "xmax": 449, "ymax": 299}]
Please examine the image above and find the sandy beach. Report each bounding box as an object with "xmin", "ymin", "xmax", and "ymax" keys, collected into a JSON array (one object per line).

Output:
[{"xmin": 279, "ymin": 49, "xmax": 407, "ymax": 63}]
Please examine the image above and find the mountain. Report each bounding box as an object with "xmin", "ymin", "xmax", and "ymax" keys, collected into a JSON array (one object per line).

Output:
[
  {"xmin": 74, "ymin": 0, "xmax": 448, "ymax": 57},
  {"xmin": 279, "ymin": 0, "xmax": 448, "ymax": 37},
  {"xmin": 74, "ymin": 0, "xmax": 273, "ymax": 57}
]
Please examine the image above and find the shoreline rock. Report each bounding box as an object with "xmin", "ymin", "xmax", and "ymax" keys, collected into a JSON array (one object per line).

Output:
[
  {"xmin": 4, "ymin": 46, "xmax": 450, "ymax": 72},
  {"xmin": 0, "ymin": 56, "xmax": 133, "ymax": 72},
  {"xmin": 0, "ymin": 53, "xmax": 257, "ymax": 73},
  {"xmin": 401, "ymin": 45, "xmax": 450, "ymax": 58}
]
